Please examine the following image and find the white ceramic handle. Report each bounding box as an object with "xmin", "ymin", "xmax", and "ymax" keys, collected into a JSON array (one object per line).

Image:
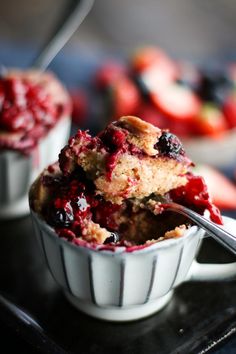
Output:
[
  {"xmin": 186, "ymin": 215, "xmax": 236, "ymax": 281},
  {"xmin": 187, "ymin": 259, "xmax": 236, "ymax": 281}
]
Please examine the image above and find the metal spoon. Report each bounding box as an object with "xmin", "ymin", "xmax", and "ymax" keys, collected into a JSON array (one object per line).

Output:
[
  {"xmin": 164, "ymin": 202, "xmax": 236, "ymax": 255},
  {"xmin": 32, "ymin": 0, "xmax": 94, "ymax": 70}
]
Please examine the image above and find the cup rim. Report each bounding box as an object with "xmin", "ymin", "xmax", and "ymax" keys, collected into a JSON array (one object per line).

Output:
[{"xmin": 31, "ymin": 209, "xmax": 204, "ymax": 256}]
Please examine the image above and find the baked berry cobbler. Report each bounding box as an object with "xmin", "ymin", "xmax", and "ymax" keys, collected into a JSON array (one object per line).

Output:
[
  {"xmin": 30, "ymin": 116, "xmax": 222, "ymax": 250},
  {"xmin": 0, "ymin": 69, "xmax": 71, "ymax": 154},
  {"xmin": 0, "ymin": 69, "xmax": 72, "ymax": 218}
]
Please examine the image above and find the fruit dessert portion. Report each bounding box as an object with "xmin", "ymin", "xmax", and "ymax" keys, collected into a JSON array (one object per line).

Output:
[
  {"xmin": 95, "ymin": 47, "xmax": 236, "ymax": 138},
  {"xmin": 59, "ymin": 116, "xmax": 191, "ymax": 204},
  {"xmin": 30, "ymin": 116, "xmax": 222, "ymax": 250},
  {"xmin": 0, "ymin": 69, "xmax": 71, "ymax": 154}
]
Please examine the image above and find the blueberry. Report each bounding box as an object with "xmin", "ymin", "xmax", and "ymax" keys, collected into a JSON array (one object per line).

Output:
[
  {"xmin": 104, "ymin": 232, "xmax": 120, "ymax": 244},
  {"xmin": 156, "ymin": 132, "xmax": 184, "ymax": 157},
  {"xmin": 50, "ymin": 207, "xmax": 74, "ymax": 228}
]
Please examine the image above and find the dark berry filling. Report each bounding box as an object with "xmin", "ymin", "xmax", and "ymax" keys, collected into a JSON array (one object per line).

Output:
[
  {"xmin": 42, "ymin": 168, "xmax": 122, "ymax": 242},
  {"xmin": 93, "ymin": 200, "xmax": 121, "ymax": 230},
  {"xmin": 49, "ymin": 202, "xmax": 74, "ymax": 228},
  {"xmin": 98, "ymin": 125, "xmax": 144, "ymax": 180},
  {"xmin": 0, "ymin": 76, "xmax": 69, "ymax": 153},
  {"xmin": 99, "ymin": 126, "xmax": 128, "ymax": 152},
  {"xmin": 155, "ymin": 131, "xmax": 185, "ymax": 159},
  {"xmin": 99, "ymin": 127, "xmax": 127, "ymax": 180},
  {"xmin": 169, "ymin": 173, "xmax": 222, "ymax": 224},
  {"xmin": 38, "ymin": 168, "xmax": 222, "ymax": 249},
  {"xmin": 40, "ymin": 122, "xmax": 222, "ymax": 248}
]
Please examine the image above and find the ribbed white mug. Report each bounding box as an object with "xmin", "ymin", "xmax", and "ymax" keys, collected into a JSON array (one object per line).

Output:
[
  {"xmin": 30, "ymin": 212, "xmax": 236, "ymax": 321},
  {"xmin": 0, "ymin": 116, "xmax": 71, "ymax": 218}
]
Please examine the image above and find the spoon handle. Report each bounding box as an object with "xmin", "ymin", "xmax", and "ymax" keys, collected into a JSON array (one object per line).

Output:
[
  {"xmin": 32, "ymin": 0, "xmax": 94, "ymax": 70},
  {"xmin": 166, "ymin": 202, "xmax": 236, "ymax": 255}
]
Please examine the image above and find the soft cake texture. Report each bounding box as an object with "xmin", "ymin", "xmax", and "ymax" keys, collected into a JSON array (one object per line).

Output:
[{"xmin": 59, "ymin": 116, "xmax": 190, "ymax": 204}]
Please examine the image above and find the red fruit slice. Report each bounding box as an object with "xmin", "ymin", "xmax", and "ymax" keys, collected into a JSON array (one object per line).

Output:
[
  {"xmin": 111, "ymin": 77, "xmax": 141, "ymax": 119},
  {"xmin": 70, "ymin": 89, "xmax": 88, "ymax": 126},
  {"xmin": 95, "ymin": 62, "xmax": 126, "ymax": 89},
  {"xmin": 167, "ymin": 119, "xmax": 197, "ymax": 137},
  {"xmin": 150, "ymin": 83, "xmax": 201, "ymax": 122},
  {"xmin": 194, "ymin": 103, "xmax": 228, "ymax": 136},
  {"xmin": 194, "ymin": 165, "xmax": 236, "ymax": 210},
  {"xmin": 223, "ymin": 94, "xmax": 236, "ymax": 128},
  {"xmin": 131, "ymin": 47, "xmax": 177, "ymax": 78},
  {"xmin": 137, "ymin": 102, "xmax": 167, "ymax": 128}
]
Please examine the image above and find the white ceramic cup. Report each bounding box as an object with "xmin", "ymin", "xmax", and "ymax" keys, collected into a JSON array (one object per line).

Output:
[
  {"xmin": 0, "ymin": 116, "xmax": 71, "ymax": 218},
  {"xmin": 30, "ymin": 212, "xmax": 236, "ymax": 322}
]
